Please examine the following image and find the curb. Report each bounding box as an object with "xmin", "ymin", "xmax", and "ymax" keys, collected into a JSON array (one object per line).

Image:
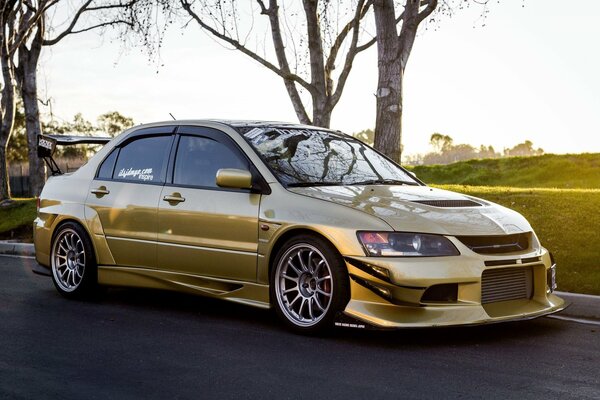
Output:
[
  {"xmin": 0, "ymin": 241, "xmax": 35, "ymax": 257},
  {"xmin": 555, "ymin": 291, "xmax": 600, "ymax": 322},
  {"xmin": 0, "ymin": 243, "xmax": 597, "ymax": 321}
]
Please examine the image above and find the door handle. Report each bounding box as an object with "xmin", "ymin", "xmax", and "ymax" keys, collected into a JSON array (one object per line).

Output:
[
  {"xmin": 163, "ymin": 194, "xmax": 185, "ymax": 204},
  {"xmin": 91, "ymin": 186, "xmax": 110, "ymax": 196}
]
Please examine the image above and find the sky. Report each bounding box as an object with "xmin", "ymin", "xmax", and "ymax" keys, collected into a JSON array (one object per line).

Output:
[{"xmin": 40, "ymin": 0, "xmax": 600, "ymax": 159}]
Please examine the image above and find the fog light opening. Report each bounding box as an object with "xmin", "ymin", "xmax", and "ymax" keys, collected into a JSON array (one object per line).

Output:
[{"xmin": 421, "ymin": 283, "xmax": 458, "ymax": 303}]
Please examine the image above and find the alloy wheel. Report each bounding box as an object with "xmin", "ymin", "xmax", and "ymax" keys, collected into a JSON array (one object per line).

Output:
[{"xmin": 274, "ymin": 244, "xmax": 334, "ymax": 327}]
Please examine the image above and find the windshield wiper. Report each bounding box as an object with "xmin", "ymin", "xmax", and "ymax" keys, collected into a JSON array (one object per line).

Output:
[
  {"xmin": 351, "ymin": 179, "xmax": 419, "ymax": 186},
  {"xmin": 286, "ymin": 181, "xmax": 344, "ymax": 188}
]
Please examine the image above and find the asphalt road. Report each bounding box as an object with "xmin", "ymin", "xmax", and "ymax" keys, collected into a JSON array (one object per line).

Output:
[{"xmin": 1, "ymin": 255, "xmax": 599, "ymax": 400}]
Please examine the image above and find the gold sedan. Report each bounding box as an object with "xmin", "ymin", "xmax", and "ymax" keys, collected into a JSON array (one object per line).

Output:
[{"xmin": 34, "ymin": 120, "xmax": 565, "ymax": 333}]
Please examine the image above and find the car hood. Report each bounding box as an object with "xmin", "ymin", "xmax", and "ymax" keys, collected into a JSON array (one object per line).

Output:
[{"xmin": 288, "ymin": 185, "xmax": 532, "ymax": 236}]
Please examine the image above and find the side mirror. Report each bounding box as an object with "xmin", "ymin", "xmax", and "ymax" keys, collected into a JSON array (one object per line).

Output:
[
  {"xmin": 407, "ymin": 171, "xmax": 417, "ymax": 179},
  {"xmin": 216, "ymin": 168, "xmax": 253, "ymax": 189}
]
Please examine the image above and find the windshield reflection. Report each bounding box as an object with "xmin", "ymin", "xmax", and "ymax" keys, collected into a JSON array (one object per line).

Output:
[{"xmin": 243, "ymin": 128, "xmax": 418, "ymax": 187}]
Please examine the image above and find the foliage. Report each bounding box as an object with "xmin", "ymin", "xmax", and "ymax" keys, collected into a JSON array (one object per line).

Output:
[
  {"xmin": 417, "ymin": 133, "xmax": 542, "ymax": 165},
  {"xmin": 408, "ymin": 153, "xmax": 600, "ymax": 189},
  {"xmin": 437, "ymin": 185, "xmax": 600, "ymax": 295},
  {"xmin": 0, "ymin": 198, "xmax": 36, "ymax": 241},
  {"xmin": 353, "ymin": 129, "xmax": 374, "ymax": 146},
  {"xmin": 504, "ymin": 140, "xmax": 544, "ymax": 157},
  {"xmin": 7, "ymin": 100, "xmax": 27, "ymax": 162},
  {"xmin": 97, "ymin": 111, "xmax": 134, "ymax": 137}
]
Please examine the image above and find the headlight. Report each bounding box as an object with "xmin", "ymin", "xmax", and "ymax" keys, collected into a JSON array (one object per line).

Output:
[{"xmin": 357, "ymin": 232, "xmax": 460, "ymax": 257}]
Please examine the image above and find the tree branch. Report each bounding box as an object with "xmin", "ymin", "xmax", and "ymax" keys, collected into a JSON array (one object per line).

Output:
[
  {"xmin": 325, "ymin": 0, "xmax": 371, "ymax": 76},
  {"xmin": 180, "ymin": 0, "xmax": 313, "ymax": 94},
  {"xmin": 417, "ymin": 0, "xmax": 438, "ymax": 24},
  {"xmin": 328, "ymin": 0, "xmax": 366, "ymax": 110},
  {"xmin": 42, "ymin": 0, "xmax": 136, "ymax": 46},
  {"xmin": 355, "ymin": 9, "xmax": 404, "ymax": 53}
]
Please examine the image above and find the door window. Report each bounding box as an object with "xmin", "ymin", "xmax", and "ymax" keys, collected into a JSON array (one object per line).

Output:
[
  {"xmin": 173, "ymin": 135, "xmax": 248, "ymax": 188},
  {"xmin": 113, "ymin": 135, "xmax": 172, "ymax": 184}
]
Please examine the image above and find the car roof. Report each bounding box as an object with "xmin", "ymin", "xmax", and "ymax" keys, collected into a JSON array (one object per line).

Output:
[{"xmin": 135, "ymin": 119, "xmax": 340, "ymax": 134}]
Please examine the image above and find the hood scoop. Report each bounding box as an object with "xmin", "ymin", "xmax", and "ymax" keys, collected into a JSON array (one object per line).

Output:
[{"xmin": 411, "ymin": 199, "xmax": 483, "ymax": 208}]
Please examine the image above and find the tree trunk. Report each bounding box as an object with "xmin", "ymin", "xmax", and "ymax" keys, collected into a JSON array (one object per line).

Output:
[
  {"xmin": 19, "ymin": 29, "xmax": 45, "ymax": 197},
  {"xmin": 312, "ymin": 103, "xmax": 332, "ymax": 128},
  {"xmin": 372, "ymin": 0, "xmax": 437, "ymax": 163},
  {"xmin": 373, "ymin": 0, "xmax": 402, "ymax": 162},
  {"xmin": 0, "ymin": 48, "xmax": 16, "ymax": 201},
  {"xmin": 374, "ymin": 60, "xmax": 403, "ymax": 162},
  {"xmin": 0, "ymin": 140, "xmax": 10, "ymax": 200}
]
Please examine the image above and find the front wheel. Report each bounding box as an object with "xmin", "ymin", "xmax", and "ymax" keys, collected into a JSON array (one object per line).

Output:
[
  {"xmin": 50, "ymin": 222, "xmax": 98, "ymax": 299},
  {"xmin": 271, "ymin": 235, "xmax": 349, "ymax": 334}
]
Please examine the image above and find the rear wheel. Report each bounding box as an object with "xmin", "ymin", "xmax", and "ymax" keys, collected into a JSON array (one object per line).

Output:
[
  {"xmin": 271, "ymin": 235, "xmax": 349, "ymax": 334},
  {"xmin": 50, "ymin": 222, "xmax": 97, "ymax": 299}
]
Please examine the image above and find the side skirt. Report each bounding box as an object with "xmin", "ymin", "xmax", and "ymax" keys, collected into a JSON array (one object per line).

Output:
[{"xmin": 97, "ymin": 265, "xmax": 271, "ymax": 309}]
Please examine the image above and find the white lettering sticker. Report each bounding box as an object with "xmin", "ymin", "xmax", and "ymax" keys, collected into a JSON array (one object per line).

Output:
[{"xmin": 118, "ymin": 167, "xmax": 154, "ymax": 181}]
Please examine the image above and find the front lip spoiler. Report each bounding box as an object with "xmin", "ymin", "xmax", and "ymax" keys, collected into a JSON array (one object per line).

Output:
[{"xmin": 342, "ymin": 303, "xmax": 569, "ymax": 330}]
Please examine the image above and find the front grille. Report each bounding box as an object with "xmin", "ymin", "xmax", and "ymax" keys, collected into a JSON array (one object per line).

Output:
[
  {"xmin": 412, "ymin": 199, "xmax": 482, "ymax": 207},
  {"xmin": 457, "ymin": 233, "xmax": 530, "ymax": 254},
  {"xmin": 481, "ymin": 267, "xmax": 533, "ymax": 304}
]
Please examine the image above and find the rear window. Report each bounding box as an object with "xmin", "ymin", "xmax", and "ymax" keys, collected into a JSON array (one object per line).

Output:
[{"xmin": 113, "ymin": 135, "xmax": 172, "ymax": 184}]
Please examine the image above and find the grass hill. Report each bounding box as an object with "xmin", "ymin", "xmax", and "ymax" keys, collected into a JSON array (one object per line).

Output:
[{"xmin": 407, "ymin": 153, "xmax": 600, "ymax": 188}]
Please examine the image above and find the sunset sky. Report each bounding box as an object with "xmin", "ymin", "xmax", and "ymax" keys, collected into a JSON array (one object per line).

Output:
[{"xmin": 40, "ymin": 0, "xmax": 600, "ymax": 159}]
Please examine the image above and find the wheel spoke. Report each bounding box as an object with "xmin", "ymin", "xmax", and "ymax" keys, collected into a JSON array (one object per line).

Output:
[
  {"xmin": 313, "ymin": 296, "xmax": 325, "ymax": 312},
  {"xmin": 316, "ymin": 275, "xmax": 331, "ymax": 283},
  {"xmin": 307, "ymin": 251, "xmax": 315, "ymax": 273},
  {"xmin": 287, "ymin": 260, "xmax": 303, "ymax": 277},
  {"xmin": 283, "ymin": 287, "xmax": 298, "ymax": 295},
  {"xmin": 297, "ymin": 251, "xmax": 308, "ymax": 272},
  {"xmin": 316, "ymin": 288, "xmax": 331, "ymax": 297},
  {"xmin": 299, "ymin": 298, "xmax": 307, "ymax": 319},
  {"xmin": 313, "ymin": 259, "xmax": 324, "ymax": 276},
  {"xmin": 307, "ymin": 298, "xmax": 315, "ymax": 320},
  {"xmin": 288, "ymin": 293, "xmax": 302, "ymax": 308},
  {"xmin": 282, "ymin": 273, "xmax": 298, "ymax": 283}
]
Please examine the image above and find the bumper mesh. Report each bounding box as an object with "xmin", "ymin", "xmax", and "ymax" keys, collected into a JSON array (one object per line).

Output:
[{"xmin": 481, "ymin": 267, "xmax": 533, "ymax": 304}]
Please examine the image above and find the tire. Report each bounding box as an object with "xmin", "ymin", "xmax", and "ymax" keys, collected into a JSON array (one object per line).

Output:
[
  {"xmin": 50, "ymin": 222, "xmax": 98, "ymax": 299},
  {"xmin": 270, "ymin": 234, "xmax": 350, "ymax": 334}
]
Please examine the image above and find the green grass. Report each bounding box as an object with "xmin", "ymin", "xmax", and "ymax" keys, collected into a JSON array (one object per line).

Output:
[
  {"xmin": 0, "ymin": 198, "xmax": 36, "ymax": 242},
  {"xmin": 436, "ymin": 185, "xmax": 600, "ymax": 295},
  {"xmin": 408, "ymin": 153, "xmax": 600, "ymax": 188}
]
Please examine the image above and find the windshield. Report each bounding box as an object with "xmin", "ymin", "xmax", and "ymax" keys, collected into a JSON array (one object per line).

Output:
[{"xmin": 242, "ymin": 127, "xmax": 420, "ymax": 187}]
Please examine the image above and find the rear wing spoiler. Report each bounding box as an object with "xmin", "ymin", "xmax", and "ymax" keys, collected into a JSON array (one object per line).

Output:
[{"xmin": 37, "ymin": 134, "xmax": 112, "ymax": 176}]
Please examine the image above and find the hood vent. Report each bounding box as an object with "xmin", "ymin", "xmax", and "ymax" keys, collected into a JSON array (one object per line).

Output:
[{"xmin": 412, "ymin": 199, "xmax": 482, "ymax": 208}]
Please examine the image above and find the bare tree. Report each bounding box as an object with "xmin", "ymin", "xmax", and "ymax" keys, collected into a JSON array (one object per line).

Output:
[
  {"xmin": 15, "ymin": 0, "xmax": 134, "ymax": 196},
  {"xmin": 0, "ymin": 0, "xmax": 52, "ymax": 200},
  {"xmin": 124, "ymin": 0, "xmax": 378, "ymax": 128},
  {"xmin": 372, "ymin": 0, "xmax": 490, "ymax": 162}
]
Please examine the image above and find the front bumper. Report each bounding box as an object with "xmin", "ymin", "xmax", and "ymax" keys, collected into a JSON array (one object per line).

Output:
[{"xmin": 342, "ymin": 247, "xmax": 565, "ymax": 328}]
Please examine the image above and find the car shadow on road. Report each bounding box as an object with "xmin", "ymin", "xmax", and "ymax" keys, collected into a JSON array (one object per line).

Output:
[{"xmin": 95, "ymin": 286, "xmax": 568, "ymax": 348}]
